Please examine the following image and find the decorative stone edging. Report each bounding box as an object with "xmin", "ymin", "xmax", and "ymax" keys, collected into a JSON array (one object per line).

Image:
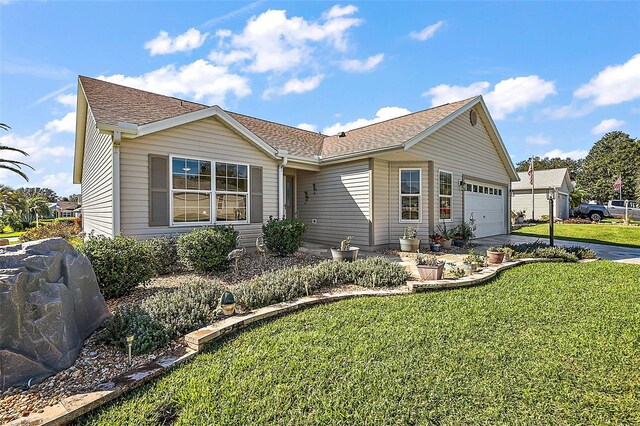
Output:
[{"xmin": 8, "ymin": 257, "xmax": 597, "ymax": 425}]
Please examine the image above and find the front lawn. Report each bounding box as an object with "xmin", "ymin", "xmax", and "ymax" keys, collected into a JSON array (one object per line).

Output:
[
  {"xmin": 80, "ymin": 262, "xmax": 640, "ymax": 425},
  {"xmin": 513, "ymin": 223, "xmax": 640, "ymax": 248},
  {"xmin": 0, "ymin": 231, "xmax": 24, "ymax": 238}
]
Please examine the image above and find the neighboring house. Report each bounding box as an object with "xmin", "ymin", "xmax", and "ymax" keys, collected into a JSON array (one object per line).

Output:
[
  {"xmin": 55, "ymin": 201, "xmax": 81, "ymax": 218},
  {"xmin": 73, "ymin": 76, "xmax": 519, "ymax": 249},
  {"xmin": 511, "ymin": 168, "xmax": 573, "ymax": 220}
]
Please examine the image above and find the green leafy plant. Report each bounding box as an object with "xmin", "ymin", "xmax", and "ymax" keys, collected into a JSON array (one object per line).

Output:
[
  {"xmin": 563, "ymin": 245, "xmax": 597, "ymax": 259},
  {"xmin": 18, "ymin": 220, "xmax": 81, "ymax": 242},
  {"xmin": 436, "ymin": 222, "xmax": 455, "ymax": 240},
  {"xmin": 453, "ymin": 221, "xmax": 474, "ymax": 240},
  {"xmin": 447, "ymin": 267, "xmax": 466, "ymax": 279},
  {"xmin": 177, "ymin": 226, "xmax": 238, "ymax": 273},
  {"xmin": 142, "ymin": 235, "xmax": 181, "ymax": 276},
  {"xmin": 97, "ymin": 306, "xmax": 170, "ymax": 355},
  {"xmin": 402, "ymin": 226, "xmax": 418, "ymax": 239},
  {"xmin": 262, "ymin": 217, "xmax": 307, "ymax": 256},
  {"xmin": 141, "ymin": 278, "xmax": 222, "ymax": 338},
  {"xmin": 416, "ymin": 254, "xmax": 443, "ymax": 266},
  {"xmin": 79, "ymin": 235, "xmax": 154, "ymax": 299},
  {"xmin": 339, "ymin": 236, "xmax": 352, "ymax": 250}
]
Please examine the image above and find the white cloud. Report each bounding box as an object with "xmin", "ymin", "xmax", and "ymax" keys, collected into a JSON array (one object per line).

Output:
[
  {"xmin": 574, "ymin": 54, "xmax": 640, "ymax": 106},
  {"xmin": 0, "ymin": 130, "xmax": 73, "ymax": 164},
  {"xmin": 210, "ymin": 6, "xmax": 362, "ymax": 74},
  {"xmin": 410, "ymin": 21, "xmax": 444, "ymax": 41},
  {"xmin": 525, "ymin": 135, "xmax": 551, "ymax": 145},
  {"xmin": 542, "ymin": 148, "xmax": 589, "ymax": 160},
  {"xmin": 56, "ymin": 93, "xmax": 77, "ymax": 108},
  {"xmin": 40, "ymin": 172, "xmax": 78, "ymax": 195},
  {"xmin": 322, "ymin": 106, "xmax": 411, "ymax": 135},
  {"xmin": 591, "ymin": 118, "xmax": 625, "ymax": 134},
  {"xmin": 423, "ymin": 75, "xmax": 556, "ymax": 120},
  {"xmin": 264, "ymin": 74, "xmax": 324, "ymax": 98},
  {"xmin": 297, "ymin": 123, "xmax": 318, "ymax": 132},
  {"xmin": 340, "ymin": 53, "xmax": 384, "ymax": 72},
  {"xmin": 99, "ymin": 59, "xmax": 251, "ymax": 105},
  {"xmin": 44, "ymin": 112, "xmax": 76, "ymax": 133},
  {"xmin": 144, "ymin": 28, "xmax": 209, "ymax": 56}
]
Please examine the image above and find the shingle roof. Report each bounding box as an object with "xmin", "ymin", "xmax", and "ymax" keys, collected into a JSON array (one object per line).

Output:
[
  {"xmin": 512, "ymin": 168, "xmax": 570, "ymax": 190},
  {"xmin": 79, "ymin": 76, "xmax": 477, "ymax": 161}
]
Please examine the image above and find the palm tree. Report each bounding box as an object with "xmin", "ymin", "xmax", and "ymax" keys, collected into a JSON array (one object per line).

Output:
[
  {"xmin": 0, "ymin": 184, "xmax": 18, "ymax": 215},
  {"xmin": 0, "ymin": 123, "xmax": 34, "ymax": 181}
]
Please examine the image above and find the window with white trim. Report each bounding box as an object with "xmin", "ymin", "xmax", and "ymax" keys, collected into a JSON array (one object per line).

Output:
[
  {"xmin": 215, "ymin": 162, "xmax": 248, "ymax": 222},
  {"xmin": 400, "ymin": 169, "xmax": 421, "ymax": 222},
  {"xmin": 170, "ymin": 157, "xmax": 249, "ymax": 225},
  {"xmin": 439, "ymin": 170, "xmax": 452, "ymax": 221}
]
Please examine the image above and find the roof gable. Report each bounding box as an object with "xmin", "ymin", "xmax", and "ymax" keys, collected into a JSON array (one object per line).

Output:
[{"xmin": 512, "ymin": 168, "xmax": 572, "ymax": 190}]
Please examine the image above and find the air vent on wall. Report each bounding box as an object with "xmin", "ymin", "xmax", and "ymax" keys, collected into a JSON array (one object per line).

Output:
[{"xmin": 470, "ymin": 109, "xmax": 478, "ymax": 126}]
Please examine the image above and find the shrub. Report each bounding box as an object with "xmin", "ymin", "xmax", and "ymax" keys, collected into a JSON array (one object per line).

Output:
[
  {"xmin": 507, "ymin": 242, "xmax": 579, "ymax": 262},
  {"xmin": 177, "ymin": 226, "xmax": 238, "ymax": 273},
  {"xmin": 564, "ymin": 245, "xmax": 597, "ymax": 260},
  {"xmin": 562, "ymin": 218, "xmax": 592, "ymax": 224},
  {"xmin": 141, "ymin": 278, "xmax": 222, "ymax": 338},
  {"xmin": 262, "ymin": 217, "xmax": 307, "ymax": 256},
  {"xmin": 142, "ymin": 236, "xmax": 181, "ymax": 276},
  {"xmin": 97, "ymin": 305, "xmax": 170, "ymax": 355},
  {"xmin": 79, "ymin": 235, "xmax": 154, "ymax": 299},
  {"xmin": 234, "ymin": 258, "xmax": 407, "ymax": 309},
  {"xmin": 19, "ymin": 220, "xmax": 80, "ymax": 242},
  {"xmin": 0, "ymin": 214, "xmax": 24, "ymax": 232}
]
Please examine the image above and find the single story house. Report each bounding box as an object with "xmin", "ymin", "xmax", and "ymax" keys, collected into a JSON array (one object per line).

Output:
[
  {"xmin": 511, "ymin": 168, "xmax": 573, "ymax": 220},
  {"xmin": 73, "ymin": 76, "xmax": 519, "ymax": 249}
]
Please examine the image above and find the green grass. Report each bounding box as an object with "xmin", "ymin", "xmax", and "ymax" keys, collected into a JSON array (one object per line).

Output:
[
  {"xmin": 79, "ymin": 262, "xmax": 640, "ymax": 425},
  {"xmin": 0, "ymin": 231, "xmax": 24, "ymax": 238},
  {"xmin": 513, "ymin": 223, "xmax": 640, "ymax": 248}
]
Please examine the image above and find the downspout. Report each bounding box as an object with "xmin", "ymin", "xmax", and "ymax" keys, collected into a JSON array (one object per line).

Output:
[
  {"xmin": 278, "ymin": 151, "xmax": 289, "ymax": 219},
  {"xmin": 112, "ymin": 131, "xmax": 121, "ymax": 237}
]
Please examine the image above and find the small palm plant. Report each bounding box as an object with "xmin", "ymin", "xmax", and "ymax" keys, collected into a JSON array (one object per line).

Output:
[{"xmin": 1, "ymin": 123, "xmax": 34, "ymax": 181}]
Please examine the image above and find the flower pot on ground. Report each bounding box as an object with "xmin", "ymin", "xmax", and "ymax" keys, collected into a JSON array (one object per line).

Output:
[
  {"xmin": 429, "ymin": 243, "xmax": 441, "ymax": 252},
  {"xmin": 486, "ymin": 246, "xmax": 505, "ymax": 264},
  {"xmin": 441, "ymin": 239, "xmax": 453, "ymax": 250},
  {"xmin": 331, "ymin": 236, "xmax": 359, "ymax": 262},
  {"xmin": 453, "ymin": 239, "xmax": 465, "ymax": 247},
  {"xmin": 436, "ymin": 222, "xmax": 455, "ymax": 250},
  {"xmin": 429, "ymin": 233, "xmax": 445, "ymax": 253},
  {"xmin": 399, "ymin": 226, "xmax": 420, "ymax": 252},
  {"xmin": 416, "ymin": 254, "xmax": 445, "ymax": 280},
  {"xmin": 501, "ymin": 247, "xmax": 514, "ymax": 262}
]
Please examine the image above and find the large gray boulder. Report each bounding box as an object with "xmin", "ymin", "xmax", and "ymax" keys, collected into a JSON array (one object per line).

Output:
[{"xmin": 0, "ymin": 238, "xmax": 108, "ymax": 388}]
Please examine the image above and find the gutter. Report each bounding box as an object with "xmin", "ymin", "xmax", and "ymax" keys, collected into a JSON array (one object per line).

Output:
[
  {"xmin": 112, "ymin": 131, "xmax": 121, "ymax": 237},
  {"xmin": 277, "ymin": 151, "xmax": 289, "ymax": 219}
]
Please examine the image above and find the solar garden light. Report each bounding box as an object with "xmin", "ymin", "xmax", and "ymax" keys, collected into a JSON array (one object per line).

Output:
[
  {"xmin": 220, "ymin": 291, "xmax": 236, "ymax": 316},
  {"xmin": 127, "ymin": 335, "xmax": 134, "ymax": 365},
  {"xmin": 546, "ymin": 188, "xmax": 556, "ymax": 247}
]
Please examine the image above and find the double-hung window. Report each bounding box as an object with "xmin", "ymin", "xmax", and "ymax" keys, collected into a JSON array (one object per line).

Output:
[
  {"xmin": 170, "ymin": 157, "xmax": 249, "ymax": 225},
  {"xmin": 399, "ymin": 169, "xmax": 421, "ymax": 222},
  {"xmin": 439, "ymin": 170, "xmax": 452, "ymax": 221}
]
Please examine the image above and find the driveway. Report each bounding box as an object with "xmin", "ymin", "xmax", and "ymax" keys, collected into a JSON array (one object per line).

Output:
[{"xmin": 473, "ymin": 234, "xmax": 640, "ymax": 264}]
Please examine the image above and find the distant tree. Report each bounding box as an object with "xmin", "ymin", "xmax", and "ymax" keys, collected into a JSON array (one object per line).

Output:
[
  {"xmin": 16, "ymin": 187, "xmax": 58, "ymax": 202},
  {"xmin": 515, "ymin": 156, "xmax": 583, "ymax": 181},
  {"xmin": 577, "ymin": 131, "xmax": 640, "ymax": 203},
  {"xmin": 1, "ymin": 123, "xmax": 34, "ymax": 181},
  {"xmin": 61, "ymin": 193, "xmax": 80, "ymax": 203}
]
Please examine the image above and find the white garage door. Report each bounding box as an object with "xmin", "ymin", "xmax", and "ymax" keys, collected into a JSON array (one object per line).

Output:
[{"xmin": 464, "ymin": 181, "xmax": 506, "ymax": 238}]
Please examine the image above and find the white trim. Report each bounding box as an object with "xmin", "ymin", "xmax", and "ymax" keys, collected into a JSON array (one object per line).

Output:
[
  {"xmin": 112, "ymin": 134, "xmax": 121, "ymax": 237},
  {"xmin": 438, "ymin": 169, "xmax": 453, "ymax": 223},
  {"xmin": 398, "ymin": 167, "xmax": 422, "ymax": 224}
]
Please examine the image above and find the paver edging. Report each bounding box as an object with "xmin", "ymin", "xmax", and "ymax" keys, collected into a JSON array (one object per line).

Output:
[{"xmin": 9, "ymin": 256, "xmax": 595, "ymax": 425}]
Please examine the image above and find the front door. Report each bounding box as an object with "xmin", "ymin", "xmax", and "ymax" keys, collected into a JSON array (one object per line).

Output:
[{"xmin": 285, "ymin": 175, "xmax": 295, "ymax": 219}]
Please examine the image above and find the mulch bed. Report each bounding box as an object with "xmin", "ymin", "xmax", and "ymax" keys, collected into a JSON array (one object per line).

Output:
[{"xmin": 0, "ymin": 251, "xmax": 324, "ymax": 424}]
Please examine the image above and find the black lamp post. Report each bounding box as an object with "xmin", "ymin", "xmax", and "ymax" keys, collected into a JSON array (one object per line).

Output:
[{"xmin": 546, "ymin": 188, "xmax": 556, "ymax": 247}]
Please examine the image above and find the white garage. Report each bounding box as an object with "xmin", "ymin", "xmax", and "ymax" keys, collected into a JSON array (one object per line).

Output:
[{"xmin": 463, "ymin": 181, "xmax": 507, "ymax": 238}]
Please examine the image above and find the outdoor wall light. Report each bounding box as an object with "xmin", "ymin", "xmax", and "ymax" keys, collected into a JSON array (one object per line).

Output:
[
  {"xmin": 126, "ymin": 335, "xmax": 134, "ymax": 365},
  {"xmin": 220, "ymin": 291, "xmax": 236, "ymax": 316},
  {"xmin": 459, "ymin": 180, "xmax": 466, "ymax": 191}
]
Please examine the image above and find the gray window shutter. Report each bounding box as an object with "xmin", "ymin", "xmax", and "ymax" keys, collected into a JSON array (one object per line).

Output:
[
  {"xmin": 149, "ymin": 154, "xmax": 169, "ymax": 226},
  {"xmin": 250, "ymin": 166, "xmax": 263, "ymax": 223}
]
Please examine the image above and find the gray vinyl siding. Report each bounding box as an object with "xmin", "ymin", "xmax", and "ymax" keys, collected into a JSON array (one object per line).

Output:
[
  {"xmin": 297, "ymin": 159, "xmax": 370, "ymax": 248},
  {"xmin": 512, "ymin": 190, "xmax": 569, "ymax": 220},
  {"xmin": 371, "ymin": 106, "xmax": 511, "ymax": 245},
  {"xmin": 81, "ymin": 109, "xmax": 113, "ymax": 237},
  {"xmin": 119, "ymin": 116, "xmax": 278, "ymax": 242}
]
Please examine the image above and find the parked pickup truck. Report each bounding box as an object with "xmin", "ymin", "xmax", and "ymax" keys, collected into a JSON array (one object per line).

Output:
[
  {"xmin": 574, "ymin": 203, "xmax": 612, "ymax": 222},
  {"xmin": 607, "ymin": 200, "xmax": 640, "ymax": 221}
]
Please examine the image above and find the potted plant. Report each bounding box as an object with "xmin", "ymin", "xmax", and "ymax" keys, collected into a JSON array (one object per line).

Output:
[
  {"xmin": 331, "ymin": 236, "xmax": 359, "ymax": 262},
  {"xmin": 436, "ymin": 223, "xmax": 453, "ymax": 250},
  {"xmin": 463, "ymin": 249, "xmax": 479, "ymax": 273},
  {"xmin": 501, "ymin": 246, "xmax": 514, "ymax": 262},
  {"xmin": 453, "ymin": 221, "xmax": 474, "ymax": 247},
  {"xmin": 429, "ymin": 233, "xmax": 444, "ymax": 252},
  {"xmin": 416, "ymin": 254, "xmax": 445, "ymax": 280},
  {"xmin": 512, "ymin": 210, "xmax": 526, "ymax": 224},
  {"xmin": 399, "ymin": 226, "xmax": 420, "ymax": 252},
  {"xmin": 486, "ymin": 246, "xmax": 505, "ymax": 264}
]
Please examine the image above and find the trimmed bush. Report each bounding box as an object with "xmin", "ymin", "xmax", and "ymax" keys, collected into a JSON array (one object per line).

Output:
[
  {"xmin": 79, "ymin": 235, "xmax": 154, "ymax": 299},
  {"xmin": 262, "ymin": 217, "xmax": 307, "ymax": 256},
  {"xmin": 507, "ymin": 242, "xmax": 579, "ymax": 262},
  {"xmin": 19, "ymin": 220, "xmax": 80, "ymax": 242},
  {"xmin": 141, "ymin": 278, "xmax": 222, "ymax": 337},
  {"xmin": 564, "ymin": 245, "xmax": 597, "ymax": 259},
  {"xmin": 234, "ymin": 258, "xmax": 408, "ymax": 309},
  {"xmin": 177, "ymin": 226, "xmax": 238, "ymax": 273},
  {"xmin": 562, "ymin": 218, "xmax": 592, "ymax": 224},
  {"xmin": 142, "ymin": 236, "xmax": 181, "ymax": 276},
  {"xmin": 97, "ymin": 306, "xmax": 170, "ymax": 355}
]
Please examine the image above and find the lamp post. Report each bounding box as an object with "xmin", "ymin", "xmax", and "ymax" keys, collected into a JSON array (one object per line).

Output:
[{"xmin": 546, "ymin": 188, "xmax": 556, "ymax": 247}]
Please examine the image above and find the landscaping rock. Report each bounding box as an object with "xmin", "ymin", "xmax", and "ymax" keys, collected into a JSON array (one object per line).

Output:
[{"xmin": 0, "ymin": 238, "xmax": 109, "ymax": 389}]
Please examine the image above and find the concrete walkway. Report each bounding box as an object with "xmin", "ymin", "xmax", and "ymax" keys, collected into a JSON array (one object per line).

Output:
[{"xmin": 473, "ymin": 234, "xmax": 640, "ymax": 264}]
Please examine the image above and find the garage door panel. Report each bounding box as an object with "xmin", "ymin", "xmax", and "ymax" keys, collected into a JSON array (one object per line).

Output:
[{"xmin": 464, "ymin": 182, "xmax": 506, "ymax": 238}]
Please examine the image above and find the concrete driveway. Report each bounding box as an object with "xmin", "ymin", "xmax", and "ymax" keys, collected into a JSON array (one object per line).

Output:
[{"xmin": 473, "ymin": 234, "xmax": 640, "ymax": 264}]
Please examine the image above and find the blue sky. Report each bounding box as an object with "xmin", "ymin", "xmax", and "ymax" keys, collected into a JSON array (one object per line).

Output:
[{"xmin": 1, "ymin": 1, "xmax": 639, "ymax": 196}]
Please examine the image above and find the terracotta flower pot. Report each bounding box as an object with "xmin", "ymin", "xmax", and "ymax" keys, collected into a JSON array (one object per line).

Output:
[
  {"xmin": 487, "ymin": 251, "xmax": 505, "ymax": 264},
  {"xmin": 417, "ymin": 264, "xmax": 444, "ymax": 280}
]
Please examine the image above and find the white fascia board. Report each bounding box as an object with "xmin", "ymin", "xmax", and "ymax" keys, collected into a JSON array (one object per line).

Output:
[{"xmin": 73, "ymin": 80, "xmax": 89, "ymax": 184}]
